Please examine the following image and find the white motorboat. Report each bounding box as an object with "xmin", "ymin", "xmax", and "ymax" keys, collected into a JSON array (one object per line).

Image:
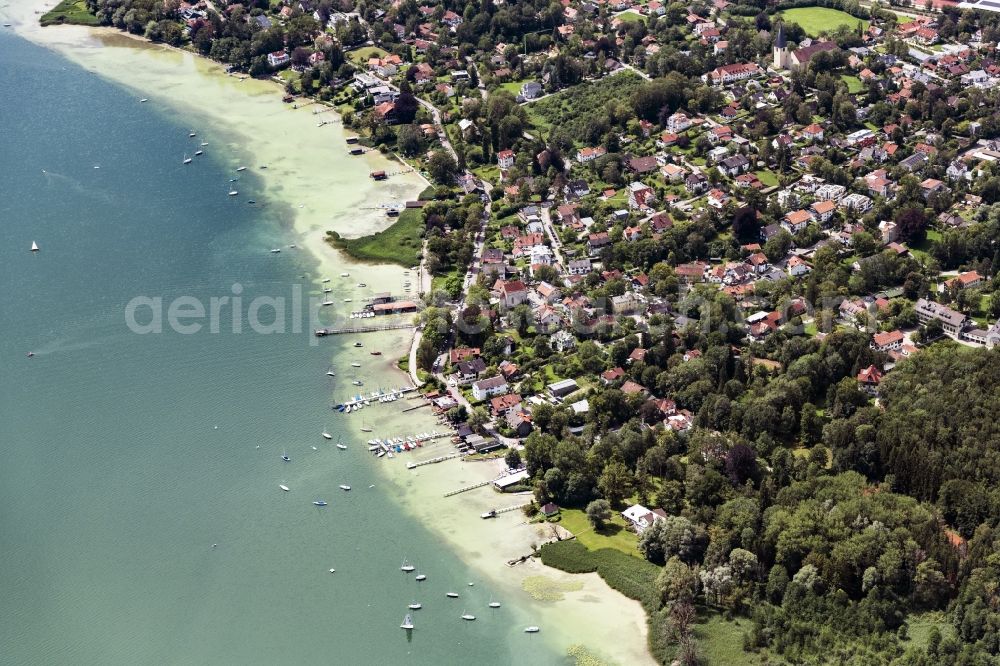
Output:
[
  {"xmin": 279, "ymin": 484, "xmax": 290, "ymax": 492},
  {"xmin": 322, "ymin": 431, "xmax": 333, "ymax": 440},
  {"xmin": 336, "ymin": 443, "xmax": 347, "ymax": 450},
  {"xmin": 416, "ymin": 574, "xmax": 427, "ymax": 581},
  {"xmin": 340, "ymin": 272, "xmax": 349, "ymax": 277},
  {"xmin": 322, "ymin": 300, "xmax": 334, "ymax": 306},
  {"xmin": 339, "ymin": 485, "xmax": 351, "ymax": 491},
  {"xmin": 236, "ymin": 166, "xmax": 247, "ymax": 172},
  {"xmin": 228, "ymin": 189, "xmax": 238, "ymax": 196},
  {"xmin": 461, "ymin": 612, "xmax": 476, "ymax": 621},
  {"xmin": 139, "ymin": 98, "xmax": 148, "ymax": 102},
  {"xmin": 194, "ymin": 150, "xmax": 203, "ymax": 156},
  {"xmin": 351, "ymin": 362, "xmax": 361, "ymax": 368},
  {"xmin": 446, "ymin": 592, "xmax": 459, "ymax": 598},
  {"xmin": 408, "ymin": 602, "xmax": 422, "ymax": 610},
  {"xmin": 524, "ymin": 626, "xmax": 540, "ymax": 633},
  {"xmin": 270, "ymin": 248, "xmax": 281, "ymax": 253},
  {"xmin": 188, "ymin": 131, "xmax": 196, "ymax": 137}
]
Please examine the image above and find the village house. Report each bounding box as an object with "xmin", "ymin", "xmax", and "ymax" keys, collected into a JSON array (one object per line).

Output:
[
  {"xmin": 497, "ymin": 149, "xmax": 516, "ymax": 169},
  {"xmin": 495, "ymin": 279, "xmax": 528, "ymax": 308},
  {"xmin": 871, "ymin": 330, "xmax": 905, "ymax": 352},
  {"xmin": 576, "ymin": 146, "xmax": 606, "ymax": 163},
  {"xmin": 471, "ymin": 375, "xmax": 509, "ymax": 401},
  {"xmin": 915, "ymin": 298, "xmax": 968, "ymax": 339},
  {"xmin": 704, "ymin": 62, "xmax": 760, "ymax": 85},
  {"xmin": 489, "ymin": 392, "xmax": 522, "ymax": 417},
  {"xmin": 857, "ymin": 365, "xmax": 883, "ymax": 395},
  {"xmin": 622, "ymin": 504, "xmax": 667, "ymax": 533},
  {"xmin": 782, "ymin": 210, "xmax": 812, "ymax": 235}
]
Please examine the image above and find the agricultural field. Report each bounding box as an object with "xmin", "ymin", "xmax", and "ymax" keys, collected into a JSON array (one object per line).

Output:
[{"xmin": 779, "ymin": 7, "xmax": 868, "ymax": 37}]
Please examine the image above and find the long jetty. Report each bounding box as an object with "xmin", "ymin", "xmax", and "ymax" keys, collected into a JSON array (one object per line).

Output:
[
  {"xmin": 315, "ymin": 323, "xmax": 415, "ymax": 336},
  {"xmin": 443, "ymin": 480, "xmax": 492, "ymax": 497},
  {"xmin": 406, "ymin": 453, "xmax": 460, "ymax": 469}
]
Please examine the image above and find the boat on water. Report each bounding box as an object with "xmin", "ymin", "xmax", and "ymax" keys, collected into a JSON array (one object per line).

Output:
[
  {"xmin": 401, "ymin": 558, "xmax": 415, "ymax": 572},
  {"xmin": 354, "ymin": 342, "xmax": 363, "ymax": 348},
  {"xmin": 339, "ymin": 484, "xmax": 351, "ymax": 491},
  {"xmin": 408, "ymin": 602, "xmax": 421, "ymax": 610},
  {"xmin": 446, "ymin": 592, "xmax": 459, "ymax": 598},
  {"xmin": 326, "ymin": 369, "xmax": 336, "ymax": 377},
  {"xmin": 321, "ymin": 278, "xmax": 330, "ymax": 283},
  {"xmin": 194, "ymin": 150, "xmax": 203, "ymax": 156},
  {"xmin": 183, "ymin": 154, "xmax": 192, "ymax": 164},
  {"xmin": 200, "ymin": 142, "xmax": 208, "ymax": 147},
  {"xmin": 336, "ymin": 443, "xmax": 347, "ymax": 450},
  {"xmin": 344, "ymin": 298, "xmax": 352, "ymax": 302},
  {"xmin": 524, "ymin": 626, "xmax": 540, "ymax": 633},
  {"xmin": 281, "ymin": 450, "xmax": 290, "ymax": 462},
  {"xmin": 279, "ymin": 484, "xmax": 290, "ymax": 492},
  {"xmin": 489, "ymin": 597, "xmax": 501, "ymax": 609},
  {"xmin": 188, "ymin": 131, "xmax": 196, "ymax": 137},
  {"xmin": 139, "ymin": 98, "xmax": 148, "ymax": 102},
  {"xmin": 461, "ymin": 612, "xmax": 476, "ymax": 621},
  {"xmin": 329, "ymin": 568, "xmax": 336, "ymax": 573},
  {"xmin": 323, "ymin": 287, "xmax": 332, "ymax": 293},
  {"xmin": 351, "ymin": 362, "xmax": 361, "ymax": 368},
  {"xmin": 357, "ymin": 283, "xmax": 367, "ymax": 288},
  {"xmin": 228, "ymin": 188, "xmax": 238, "ymax": 196},
  {"xmin": 236, "ymin": 166, "xmax": 247, "ymax": 172},
  {"xmin": 322, "ymin": 431, "xmax": 333, "ymax": 440},
  {"xmin": 370, "ymin": 351, "xmax": 382, "ymax": 356},
  {"xmin": 311, "ymin": 446, "xmax": 318, "ymax": 451},
  {"xmin": 360, "ymin": 426, "xmax": 372, "ymax": 433},
  {"xmin": 481, "ymin": 510, "xmax": 497, "ymax": 519},
  {"xmin": 400, "ymin": 614, "xmax": 414, "ymax": 630},
  {"xmin": 415, "ymin": 574, "xmax": 427, "ymax": 581},
  {"xmin": 340, "ymin": 272, "xmax": 349, "ymax": 277},
  {"xmin": 322, "ymin": 300, "xmax": 334, "ymax": 306},
  {"xmin": 31, "ymin": 241, "xmax": 39, "ymax": 252},
  {"xmin": 376, "ymin": 450, "xmax": 386, "ymax": 458},
  {"xmin": 248, "ymin": 200, "xmax": 256, "ymax": 204},
  {"xmin": 270, "ymin": 248, "xmax": 281, "ymax": 253},
  {"xmin": 352, "ymin": 380, "xmax": 363, "ymax": 386},
  {"xmin": 313, "ymin": 500, "xmax": 328, "ymax": 506}
]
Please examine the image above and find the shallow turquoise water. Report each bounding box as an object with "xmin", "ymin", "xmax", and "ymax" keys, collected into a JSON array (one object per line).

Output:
[{"xmin": 0, "ymin": 33, "xmax": 560, "ymax": 665}]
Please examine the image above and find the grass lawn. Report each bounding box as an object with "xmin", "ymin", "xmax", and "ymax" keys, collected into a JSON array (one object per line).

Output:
[
  {"xmin": 40, "ymin": 0, "xmax": 99, "ymax": 25},
  {"xmin": 907, "ymin": 611, "xmax": 954, "ymax": 649},
  {"xmin": 695, "ymin": 614, "xmax": 765, "ymax": 665},
  {"xmin": 780, "ymin": 7, "xmax": 868, "ymax": 37},
  {"xmin": 616, "ymin": 10, "xmax": 644, "ymax": 22},
  {"xmin": 558, "ymin": 508, "xmax": 640, "ymax": 556},
  {"xmin": 497, "ymin": 79, "xmax": 533, "ymax": 96},
  {"xmin": 325, "ymin": 208, "xmax": 423, "ymax": 266},
  {"xmin": 347, "ymin": 46, "xmax": 388, "ymax": 67},
  {"xmin": 841, "ymin": 74, "xmax": 864, "ymax": 94},
  {"xmin": 755, "ymin": 170, "xmax": 779, "ymax": 187}
]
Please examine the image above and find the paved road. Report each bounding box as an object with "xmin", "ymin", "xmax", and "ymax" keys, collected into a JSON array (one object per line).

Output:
[
  {"xmin": 539, "ymin": 205, "xmax": 566, "ymax": 272},
  {"xmin": 408, "ymin": 326, "xmax": 424, "ymax": 387}
]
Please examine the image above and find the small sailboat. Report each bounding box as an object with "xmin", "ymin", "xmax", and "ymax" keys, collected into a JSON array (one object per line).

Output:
[
  {"xmin": 408, "ymin": 601, "xmax": 422, "ymax": 610},
  {"xmin": 329, "ymin": 568, "xmax": 336, "ymax": 573},
  {"xmin": 322, "ymin": 299, "xmax": 334, "ymax": 306},
  {"xmin": 194, "ymin": 150, "xmax": 203, "ymax": 156},
  {"xmin": 279, "ymin": 484, "xmax": 290, "ymax": 492},
  {"xmin": 322, "ymin": 431, "xmax": 333, "ymax": 440},
  {"xmin": 281, "ymin": 449, "xmax": 290, "ymax": 462},
  {"xmin": 188, "ymin": 131, "xmax": 196, "ymax": 137},
  {"xmin": 446, "ymin": 592, "xmax": 459, "ymax": 598},
  {"xmin": 339, "ymin": 485, "xmax": 351, "ymax": 491},
  {"xmin": 336, "ymin": 443, "xmax": 347, "ymax": 450},
  {"xmin": 461, "ymin": 611, "xmax": 476, "ymax": 621},
  {"xmin": 183, "ymin": 154, "xmax": 192, "ymax": 164},
  {"xmin": 326, "ymin": 368, "xmax": 335, "ymax": 377},
  {"xmin": 400, "ymin": 614, "xmax": 414, "ymax": 630},
  {"xmin": 488, "ymin": 596, "xmax": 501, "ymax": 609},
  {"xmin": 200, "ymin": 142, "xmax": 208, "ymax": 147},
  {"xmin": 416, "ymin": 574, "xmax": 427, "ymax": 581},
  {"xmin": 30, "ymin": 241, "xmax": 39, "ymax": 252},
  {"xmin": 313, "ymin": 500, "xmax": 328, "ymax": 506},
  {"xmin": 524, "ymin": 626, "xmax": 540, "ymax": 633},
  {"xmin": 401, "ymin": 559, "xmax": 415, "ymax": 572},
  {"xmin": 228, "ymin": 188, "xmax": 238, "ymax": 196}
]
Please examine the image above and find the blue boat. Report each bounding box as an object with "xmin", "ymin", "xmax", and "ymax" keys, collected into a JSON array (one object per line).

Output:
[
  {"xmin": 313, "ymin": 500, "xmax": 328, "ymax": 507},
  {"xmin": 335, "ymin": 404, "xmax": 345, "ymax": 412}
]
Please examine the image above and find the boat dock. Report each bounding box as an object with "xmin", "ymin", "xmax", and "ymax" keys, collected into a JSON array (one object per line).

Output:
[
  {"xmin": 335, "ymin": 386, "xmax": 420, "ymax": 412},
  {"xmin": 367, "ymin": 430, "xmax": 456, "ymax": 458},
  {"xmin": 489, "ymin": 502, "xmax": 532, "ymax": 515},
  {"xmin": 315, "ymin": 322, "xmax": 415, "ymax": 336}
]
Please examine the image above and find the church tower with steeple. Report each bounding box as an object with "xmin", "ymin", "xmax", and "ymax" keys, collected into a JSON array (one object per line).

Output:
[{"xmin": 773, "ymin": 22, "xmax": 789, "ymax": 70}]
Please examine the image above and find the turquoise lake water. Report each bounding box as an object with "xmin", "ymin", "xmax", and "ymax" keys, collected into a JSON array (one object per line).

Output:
[{"xmin": 0, "ymin": 32, "xmax": 561, "ymax": 665}]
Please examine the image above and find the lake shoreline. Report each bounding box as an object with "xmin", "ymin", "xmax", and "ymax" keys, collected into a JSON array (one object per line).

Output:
[{"xmin": 4, "ymin": 5, "xmax": 657, "ymax": 663}]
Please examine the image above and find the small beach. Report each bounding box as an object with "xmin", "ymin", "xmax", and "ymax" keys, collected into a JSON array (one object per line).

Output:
[{"xmin": 4, "ymin": 5, "xmax": 656, "ymax": 663}]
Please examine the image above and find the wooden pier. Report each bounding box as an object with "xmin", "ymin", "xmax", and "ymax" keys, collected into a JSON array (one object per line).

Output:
[
  {"xmin": 406, "ymin": 453, "xmax": 460, "ymax": 469},
  {"xmin": 315, "ymin": 322, "xmax": 415, "ymax": 336},
  {"xmin": 443, "ymin": 480, "xmax": 492, "ymax": 497}
]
